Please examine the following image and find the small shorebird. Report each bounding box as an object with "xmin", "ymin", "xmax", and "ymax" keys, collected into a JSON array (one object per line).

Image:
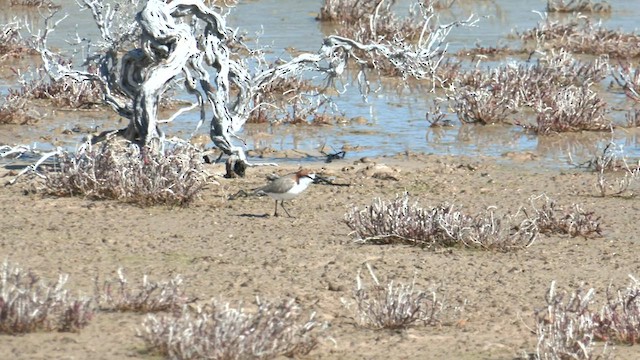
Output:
[{"xmin": 256, "ymin": 169, "xmax": 316, "ymax": 217}]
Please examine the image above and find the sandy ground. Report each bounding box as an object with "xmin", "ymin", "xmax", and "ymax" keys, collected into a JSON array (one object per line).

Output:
[{"xmin": 1, "ymin": 151, "xmax": 639, "ymax": 359}]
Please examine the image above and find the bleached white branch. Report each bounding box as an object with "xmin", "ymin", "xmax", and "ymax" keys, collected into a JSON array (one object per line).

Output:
[{"xmin": 29, "ymin": 0, "xmax": 475, "ymax": 176}]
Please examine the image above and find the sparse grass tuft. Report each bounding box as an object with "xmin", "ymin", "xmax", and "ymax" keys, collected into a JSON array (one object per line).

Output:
[
  {"xmin": 139, "ymin": 298, "xmax": 321, "ymax": 359},
  {"xmin": 576, "ymin": 142, "xmax": 640, "ymax": 197},
  {"xmin": 0, "ymin": 21, "xmax": 35, "ymax": 60},
  {"xmin": 612, "ymin": 63, "xmax": 640, "ymax": 103},
  {"xmin": 534, "ymin": 281, "xmax": 608, "ymax": 360},
  {"xmin": 346, "ymin": 264, "xmax": 444, "ymax": 329},
  {"xmin": 529, "ymin": 85, "xmax": 609, "ymax": 134},
  {"xmin": 521, "ymin": 15, "xmax": 640, "ymax": 58},
  {"xmin": 10, "ymin": 0, "xmax": 59, "ymax": 7},
  {"xmin": 0, "ymin": 96, "xmax": 38, "ymax": 125},
  {"xmin": 0, "ymin": 259, "xmax": 93, "ymax": 334},
  {"xmin": 346, "ymin": 193, "xmax": 604, "ymax": 250},
  {"xmin": 528, "ymin": 195, "xmax": 602, "ymax": 238},
  {"xmin": 594, "ymin": 276, "xmax": 640, "ymax": 345},
  {"xmin": 95, "ymin": 268, "xmax": 191, "ymax": 313},
  {"xmin": 547, "ymin": 0, "xmax": 612, "ymax": 13},
  {"xmin": 7, "ymin": 68, "xmax": 103, "ymax": 109},
  {"xmin": 452, "ymin": 50, "xmax": 610, "ymax": 131},
  {"xmin": 532, "ymin": 276, "xmax": 640, "ymax": 358},
  {"xmin": 42, "ymin": 138, "xmax": 210, "ymax": 206},
  {"xmin": 317, "ymin": 0, "xmax": 379, "ymax": 22},
  {"xmin": 344, "ymin": 193, "xmax": 538, "ymax": 251},
  {"xmin": 317, "ymin": 0, "xmax": 426, "ymax": 41}
]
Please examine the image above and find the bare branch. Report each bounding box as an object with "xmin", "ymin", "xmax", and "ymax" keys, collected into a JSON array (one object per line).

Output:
[{"xmin": 29, "ymin": 0, "xmax": 475, "ymax": 177}]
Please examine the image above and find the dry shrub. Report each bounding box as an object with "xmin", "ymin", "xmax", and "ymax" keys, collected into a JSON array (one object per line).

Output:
[
  {"xmin": 248, "ymin": 77, "xmax": 336, "ymax": 125},
  {"xmin": 346, "ymin": 264, "xmax": 444, "ymax": 329},
  {"xmin": 9, "ymin": 0, "xmax": 59, "ymax": 7},
  {"xmin": 7, "ymin": 66, "xmax": 103, "ymax": 109},
  {"xmin": 593, "ymin": 276, "xmax": 640, "ymax": 345},
  {"xmin": 578, "ymin": 142, "xmax": 629, "ymax": 173},
  {"xmin": 0, "ymin": 259, "xmax": 93, "ymax": 334},
  {"xmin": 527, "ymin": 195, "xmax": 602, "ymax": 238},
  {"xmin": 1, "ymin": 64, "xmax": 102, "ymax": 124},
  {"xmin": 612, "ymin": 63, "xmax": 640, "ymax": 103},
  {"xmin": 453, "ymin": 87, "xmax": 513, "ymax": 124},
  {"xmin": 521, "ymin": 15, "xmax": 640, "ymax": 58},
  {"xmin": 317, "ymin": 0, "xmax": 380, "ymax": 22},
  {"xmin": 527, "ymin": 85, "xmax": 609, "ymax": 134},
  {"xmin": 318, "ymin": 0, "xmax": 426, "ymax": 39},
  {"xmin": 575, "ymin": 142, "xmax": 640, "ymax": 197},
  {"xmin": 547, "ymin": 0, "xmax": 611, "ymax": 13},
  {"xmin": 452, "ymin": 50, "xmax": 609, "ymax": 128},
  {"xmin": 139, "ymin": 298, "xmax": 321, "ymax": 359},
  {"xmin": 534, "ymin": 281, "xmax": 609, "ymax": 360},
  {"xmin": 0, "ymin": 96, "xmax": 39, "ymax": 124},
  {"xmin": 426, "ymin": 98, "xmax": 452, "ymax": 127},
  {"xmin": 0, "ymin": 21, "xmax": 35, "ymax": 60},
  {"xmin": 457, "ymin": 45, "xmax": 528, "ymax": 58},
  {"xmin": 0, "ymin": 23, "xmax": 42, "ymax": 123},
  {"xmin": 594, "ymin": 158, "xmax": 639, "ymax": 198},
  {"xmin": 318, "ymin": 0, "xmax": 432, "ymax": 48},
  {"xmin": 43, "ymin": 139, "xmax": 209, "ymax": 206},
  {"xmin": 534, "ymin": 277, "xmax": 640, "ymax": 358},
  {"xmin": 344, "ymin": 193, "xmax": 538, "ymax": 251},
  {"xmin": 95, "ymin": 268, "xmax": 191, "ymax": 313}
]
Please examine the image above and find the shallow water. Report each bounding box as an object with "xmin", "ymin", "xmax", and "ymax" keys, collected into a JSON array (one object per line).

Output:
[{"xmin": 1, "ymin": 0, "xmax": 640, "ymax": 167}]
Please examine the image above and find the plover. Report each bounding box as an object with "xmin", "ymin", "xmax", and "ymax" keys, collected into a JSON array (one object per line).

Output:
[{"xmin": 256, "ymin": 169, "xmax": 316, "ymax": 217}]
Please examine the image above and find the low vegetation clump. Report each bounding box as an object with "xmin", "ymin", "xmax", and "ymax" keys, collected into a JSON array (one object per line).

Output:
[
  {"xmin": 0, "ymin": 21, "xmax": 34, "ymax": 60},
  {"xmin": 317, "ymin": 0, "xmax": 380, "ymax": 22},
  {"xmin": 521, "ymin": 15, "xmax": 640, "ymax": 58},
  {"xmin": 533, "ymin": 281, "xmax": 609, "ymax": 359},
  {"xmin": 9, "ymin": 0, "xmax": 59, "ymax": 7},
  {"xmin": 452, "ymin": 50, "xmax": 610, "ymax": 132},
  {"xmin": 95, "ymin": 268, "xmax": 191, "ymax": 313},
  {"xmin": 532, "ymin": 276, "xmax": 640, "ymax": 358},
  {"xmin": 317, "ymin": 0, "xmax": 425, "ymax": 42},
  {"xmin": 0, "ymin": 64, "xmax": 103, "ymax": 124},
  {"xmin": 546, "ymin": 0, "xmax": 612, "ymax": 13},
  {"xmin": 345, "ymin": 264, "xmax": 444, "ymax": 329},
  {"xmin": 0, "ymin": 96, "xmax": 38, "ymax": 125},
  {"xmin": 528, "ymin": 195, "xmax": 602, "ymax": 237},
  {"xmin": 7, "ymin": 68, "xmax": 103, "ymax": 109},
  {"xmin": 574, "ymin": 142, "xmax": 640, "ymax": 197},
  {"xmin": 612, "ymin": 63, "xmax": 640, "ymax": 102},
  {"xmin": 527, "ymin": 84, "xmax": 609, "ymax": 134},
  {"xmin": 593, "ymin": 276, "xmax": 640, "ymax": 345},
  {"xmin": 344, "ymin": 192, "xmax": 538, "ymax": 251},
  {"xmin": 247, "ymin": 76, "xmax": 336, "ymax": 125},
  {"xmin": 0, "ymin": 73, "xmax": 102, "ymax": 124},
  {"xmin": 139, "ymin": 298, "xmax": 321, "ymax": 359},
  {"xmin": 346, "ymin": 193, "xmax": 603, "ymax": 251},
  {"xmin": 42, "ymin": 139, "xmax": 210, "ymax": 206},
  {"xmin": 316, "ymin": 0, "xmax": 470, "ymax": 79},
  {"xmin": 0, "ymin": 259, "xmax": 93, "ymax": 334}
]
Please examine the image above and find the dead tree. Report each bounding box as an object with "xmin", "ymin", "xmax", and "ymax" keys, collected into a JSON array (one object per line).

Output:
[{"xmin": 33, "ymin": 0, "xmax": 476, "ymax": 177}]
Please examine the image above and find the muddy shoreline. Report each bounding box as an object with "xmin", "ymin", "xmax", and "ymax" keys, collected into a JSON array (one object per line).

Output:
[{"xmin": 1, "ymin": 152, "xmax": 639, "ymax": 359}]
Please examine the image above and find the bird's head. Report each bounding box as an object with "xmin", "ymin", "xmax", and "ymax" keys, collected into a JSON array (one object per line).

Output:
[{"xmin": 295, "ymin": 169, "xmax": 316, "ymax": 183}]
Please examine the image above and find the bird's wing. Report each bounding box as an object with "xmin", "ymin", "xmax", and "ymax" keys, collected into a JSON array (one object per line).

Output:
[{"xmin": 256, "ymin": 176, "xmax": 296, "ymax": 194}]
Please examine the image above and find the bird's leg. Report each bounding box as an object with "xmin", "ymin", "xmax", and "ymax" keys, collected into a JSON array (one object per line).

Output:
[
  {"xmin": 274, "ymin": 200, "xmax": 279, "ymax": 217},
  {"xmin": 280, "ymin": 201, "xmax": 294, "ymax": 218}
]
